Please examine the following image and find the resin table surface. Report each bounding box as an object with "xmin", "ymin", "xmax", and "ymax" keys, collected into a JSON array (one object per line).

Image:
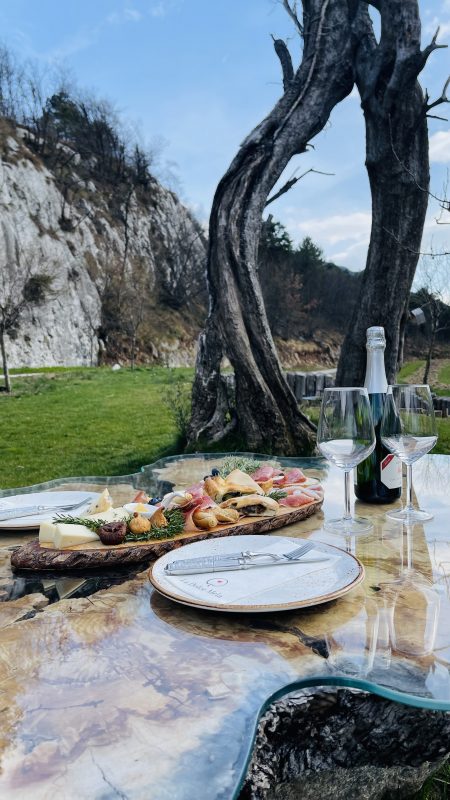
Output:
[{"xmin": 1, "ymin": 453, "xmax": 450, "ymax": 799}]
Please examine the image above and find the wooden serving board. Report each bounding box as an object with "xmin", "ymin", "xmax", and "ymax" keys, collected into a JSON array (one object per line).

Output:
[{"xmin": 10, "ymin": 499, "xmax": 323, "ymax": 571}]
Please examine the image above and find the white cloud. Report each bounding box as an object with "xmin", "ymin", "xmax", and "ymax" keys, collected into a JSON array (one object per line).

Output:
[
  {"xmin": 150, "ymin": 2, "xmax": 167, "ymax": 17},
  {"xmin": 290, "ymin": 211, "xmax": 371, "ymax": 245},
  {"xmin": 124, "ymin": 8, "xmax": 143, "ymax": 21},
  {"xmin": 425, "ymin": 16, "xmax": 450, "ymax": 39},
  {"xmin": 429, "ymin": 131, "xmax": 450, "ymax": 163}
]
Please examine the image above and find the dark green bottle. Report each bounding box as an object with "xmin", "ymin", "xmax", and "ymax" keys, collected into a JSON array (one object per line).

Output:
[{"xmin": 354, "ymin": 327, "xmax": 402, "ymax": 504}]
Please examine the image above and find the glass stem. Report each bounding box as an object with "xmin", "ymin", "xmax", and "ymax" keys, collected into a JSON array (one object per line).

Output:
[
  {"xmin": 344, "ymin": 470, "xmax": 352, "ymax": 521},
  {"xmin": 406, "ymin": 464, "xmax": 414, "ymax": 512}
]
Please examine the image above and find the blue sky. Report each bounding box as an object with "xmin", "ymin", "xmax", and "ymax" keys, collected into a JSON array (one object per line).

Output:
[{"xmin": 0, "ymin": 0, "xmax": 449, "ymax": 272}]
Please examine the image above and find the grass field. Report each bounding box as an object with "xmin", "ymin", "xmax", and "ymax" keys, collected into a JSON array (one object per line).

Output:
[
  {"xmin": 1, "ymin": 367, "xmax": 192, "ymax": 489},
  {"xmin": 1, "ymin": 362, "xmax": 450, "ymax": 489}
]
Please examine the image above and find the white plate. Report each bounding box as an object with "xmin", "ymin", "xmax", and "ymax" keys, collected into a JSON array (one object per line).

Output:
[
  {"xmin": 150, "ymin": 535, "xmax": 364, "ymax": 613},
  {"xmin": 0, "ymin": 491, "xmax": 99, "ymax": 530}
]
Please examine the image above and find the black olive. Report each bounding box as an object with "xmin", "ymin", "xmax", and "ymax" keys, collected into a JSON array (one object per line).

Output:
[
  {"xmin": 203, "ymin": 475, "xmax": 211, "ymax": 481},
  {"xmin": 211, "ymin": 468, "xmax": 220, "ymax": 476},
  {"xmin": 150, "ymin": 497, "xmax": 161, "ymax": 504}
]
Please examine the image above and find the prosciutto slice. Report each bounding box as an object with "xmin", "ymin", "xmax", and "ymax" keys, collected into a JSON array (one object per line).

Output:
[
  {"xmin": 251, "ymin": 465, "xmax": 283, "ymax": 482},
  {"xmin": 280, "ymin": 493, "xmax": 313, "ymax": 507},
  {"xmin": 280, "ymin": 468, "xmax": 307, "ymax": 486},
  {"xmin": 183, "ymin": 495, "xmax": 216, "ymax": 531}
]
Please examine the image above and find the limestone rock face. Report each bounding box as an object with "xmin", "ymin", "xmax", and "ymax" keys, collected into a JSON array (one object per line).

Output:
[{"xmin": 0, "ymin": 127, "xmax": 206, "ymax": 367}]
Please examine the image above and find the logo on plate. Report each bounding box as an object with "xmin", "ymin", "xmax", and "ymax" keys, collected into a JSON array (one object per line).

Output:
[{"xmin": 206, "ymin": 577, "xmax": 228, "ymax": 587}]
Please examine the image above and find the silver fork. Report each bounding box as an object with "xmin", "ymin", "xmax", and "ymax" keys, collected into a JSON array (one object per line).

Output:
[
  {"xmin": 241, "ymin": 541, "xmax": 317, "ymax": 564},
  {"xmin": 0, "ymin": 496, "xmax": 92, "ymax": 523}
]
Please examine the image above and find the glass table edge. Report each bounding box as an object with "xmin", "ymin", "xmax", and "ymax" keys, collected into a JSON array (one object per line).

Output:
[{"xmin": 0, "ymin": 452, "xmax": 328, "ymax": 497}]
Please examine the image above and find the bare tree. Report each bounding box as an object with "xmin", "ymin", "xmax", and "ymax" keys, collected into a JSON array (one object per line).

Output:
[
  {"xmin": 415, "ymin": 254, "xmax": 450, "ymax": 384},
  {"xmin": 337, "ymin": 2, "xmax": 448, "ymax": 385},
  {"xmin": 188, "ymin": 0, "xmax": 363, "ymax": 455},
  {"xmin": 0, "ymin": 224, "xmax": 56, "ymax": 391}
]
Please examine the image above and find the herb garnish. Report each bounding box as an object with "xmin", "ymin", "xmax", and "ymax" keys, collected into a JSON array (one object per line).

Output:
[
  {"xmin": 124, "ymin": 508, "xmax": 185, "ymax": 542},
  {"xmin": 219, "ymin": 457, "xmax": 280, "ymax": 478},
  {"xmin": 267, "ymin": 490, "xmax": 288, "ymax": 501}
]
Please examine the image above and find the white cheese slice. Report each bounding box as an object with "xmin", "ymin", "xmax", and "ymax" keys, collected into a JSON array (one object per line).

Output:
[
  {"xmin": 54, "ymin": 523, "xmax": 100, "ymax": 549},
  {"xmin": 39, "ymin": 520, "xmax": 58, "ymax": 544},
  {"xmin": 88, "ymin": 488, "xmax": 113, "ymax": 515},
  {"xmin": 87, "ymin": 508, "xmax": 117, "ymax": 523}
]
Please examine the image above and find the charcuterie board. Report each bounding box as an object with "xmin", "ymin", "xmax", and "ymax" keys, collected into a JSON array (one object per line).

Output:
[{"xmin": 11, "ymin": 498, "xmax": 323, "ymax": 571}]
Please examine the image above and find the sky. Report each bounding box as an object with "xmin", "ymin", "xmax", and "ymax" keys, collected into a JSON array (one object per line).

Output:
[{"xmin": 0, "ymin": 0, "xmax": 449, "ymax": 274}]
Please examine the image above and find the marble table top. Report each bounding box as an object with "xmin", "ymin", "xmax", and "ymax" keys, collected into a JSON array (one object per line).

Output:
[{"xmin": 1, "ymin": 452, "xmax": 450, "ymax": 799}]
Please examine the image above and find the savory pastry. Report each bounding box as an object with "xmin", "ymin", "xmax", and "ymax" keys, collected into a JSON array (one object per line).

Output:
[
  {"xmin": 220, "ymin": 494, "xmax": 279, "ymax": 517},
  {"xmin": 213, "ymin": 506, "xmax": 240, "ymax": 524},
  {"xmin": 192, "ymin": 508, "xmax": 218, "ymax": 530},
  {"xmin": 220, "ymin": 469, "xmax": 264, "ymax": 501},
  {"xmin": 97, "ymin": 521, "xmax": 127, "ymax": 545},
  {"xmin": 258, "ymin": 478, "xmax": 273, "ymax": 493},
  {"xmin": 128, "ymin": 513, "xmax": 151, "ymax": 535},
  {"xmin": 204, "ymin": 475, "xmax": 227, "ymax": 501}
]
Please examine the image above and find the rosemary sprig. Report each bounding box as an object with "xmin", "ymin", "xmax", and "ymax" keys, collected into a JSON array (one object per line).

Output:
[
  {"xmin": 124, "ymin": 508, "xmax": 185, "ymax": 542},
  {"xmin": 52, "ymin": 513, "xmax": 130, "ymax": 531},
  {"xmin": 219, "ymin": 457, "xmax": 281, "ymax": 478},
  {"xmin": 267, "ymin": 490, "xmax": 288, "ymax": 501}
]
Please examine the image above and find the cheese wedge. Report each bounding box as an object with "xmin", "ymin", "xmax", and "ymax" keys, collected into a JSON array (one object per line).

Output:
[
  {"xmin": 53, "ymin": 523, "xmax": 100, "ymax": 549},
  {"xmin": 87, "ymin": 508, "xmax": 118, "ymax": 523},
  {"xmin": 88, "ymin": 488, "xmax": 113, "ymax": 514},
  {"xmin": 39, "ymin": 520, "xmax": 58, "ymax": 544}
]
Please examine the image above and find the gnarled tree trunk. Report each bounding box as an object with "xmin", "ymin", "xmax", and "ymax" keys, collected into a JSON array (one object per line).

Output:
[
  {"xmin": 337, "ymin": 0, "xmax": 437, "ymax": 385},
  {"xmin": 189, "ymin": 0, "xmax": 362, "ymax": 455}
]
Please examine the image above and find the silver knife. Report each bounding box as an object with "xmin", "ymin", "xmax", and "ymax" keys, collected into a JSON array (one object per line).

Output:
[
  {"xmin": 0, "ymin": 505, "xmax": 70, "ymax": 522},
  {"xmin": 164, "ymin": 552, "xmax": 329, "ymax": 576}
]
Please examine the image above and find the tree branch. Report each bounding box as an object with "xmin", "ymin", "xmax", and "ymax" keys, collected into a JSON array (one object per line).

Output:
[
  {"xmin": 265, "ymin": 167, "xmax": 334, "ymax": 206},
  {"xmin": 271, "ymin": 35, "xmax": 294, "ymax": 90},
  {"xmin": 282, "ymin": 0, "xmax": 303, "ymax": 36},
  {"xmin": 426, "ymin": 75, "xmax": 450, "ymax": 112},
  {"xmin": 421, "ymin": 27, "xmax": 448, "ymax": 67}
]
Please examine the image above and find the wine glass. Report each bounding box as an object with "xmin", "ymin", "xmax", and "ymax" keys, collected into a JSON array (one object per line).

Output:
[
  {"xmin": 317, "ymin": 388, "xmax": 376, "ymax": 535},
  {"xmin": 381, "ymin": 384, "xmax": 437, "ymax": 522}
]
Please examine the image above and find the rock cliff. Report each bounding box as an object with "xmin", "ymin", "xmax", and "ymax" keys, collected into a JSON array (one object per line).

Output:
[{"xmin": 0, "ymin": 121, "xmax": 207, "ymax": 368}]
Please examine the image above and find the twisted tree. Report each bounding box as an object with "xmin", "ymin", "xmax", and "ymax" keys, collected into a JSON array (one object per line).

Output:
[
  {"xmin": 188, "ymin": 0, "xmax": 446, "ymax": 453},
  {"xmin": 337, "ymin": 1, "xmax": 448, "ymax": 384},
  {"xmin": 188, "ymin": 0, "xmax": 363, "ymax": 455}
]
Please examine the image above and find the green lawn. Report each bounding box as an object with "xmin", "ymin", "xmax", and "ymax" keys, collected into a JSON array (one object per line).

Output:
[
  {"xmin": 438, "ymin": 364, "xmax": 450, "ymax": 385},
  {"xmin": 397, "ymin": 360, "xmax": 426, "ymax": 381},
  {"xmin": 2, "ymin": 365, "xmax": 450, "ymax": 490},
  {"xmin": 1, "ymin": 367, "xmax": 193, "ymax": 489}
]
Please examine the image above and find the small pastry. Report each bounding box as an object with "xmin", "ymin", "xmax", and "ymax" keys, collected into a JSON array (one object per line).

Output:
[
  {"xmin": 192, "ymin": 508, "xmax": 218, "ymax": 530},
  {"xmin": 214, "ymin": 507, "xmax": 240, "ymax": 524}
]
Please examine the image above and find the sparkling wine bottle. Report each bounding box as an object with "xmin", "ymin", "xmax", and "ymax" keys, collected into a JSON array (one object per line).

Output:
[{"xmin": 354, "ymin": 326, "xmax": 402, "ymax": 504}]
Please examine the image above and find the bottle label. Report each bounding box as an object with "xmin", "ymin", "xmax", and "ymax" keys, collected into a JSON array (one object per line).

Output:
[{"xmin": 380, "ymin": 454, "xmax": 402, "ymax": 489}]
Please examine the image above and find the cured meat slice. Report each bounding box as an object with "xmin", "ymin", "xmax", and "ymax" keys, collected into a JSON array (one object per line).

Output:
[
  {"xmin": 183, "ymin": 496, "xmax": 216, "ymax": 531},
  {"xmin": 280, "ymin": 493, "xmax": 313, "ymax": 507},
  {"xmin": 185, "ymin": 482, "xmax": 205, "ymax": 499},
  {"xmin": 280, "ymin": 468, "xmax": 307, "ymax": 485},
  {"xmin": 250, "ymin": 466, "xmax": 283, "ymax": 482}
]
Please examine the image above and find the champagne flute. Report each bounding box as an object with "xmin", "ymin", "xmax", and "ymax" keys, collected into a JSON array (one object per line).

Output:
[
  {"xmin": 317, "ymin": 388, "xmax": 376, "ymax": 534},
  {"xmin": 381, "ymin": 384, "xmax": 437, "ymax": 522}
]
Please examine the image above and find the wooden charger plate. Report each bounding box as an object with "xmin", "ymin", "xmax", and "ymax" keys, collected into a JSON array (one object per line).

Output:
[{"xmin": 10, "ymin": 497, "xmax": 323, "ymax": 572}]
